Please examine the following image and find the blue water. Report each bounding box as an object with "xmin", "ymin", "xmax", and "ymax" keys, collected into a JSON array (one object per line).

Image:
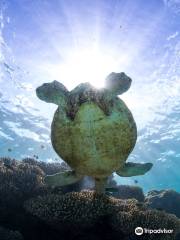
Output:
[{"xmin": 0, "ymin": 0, "xmax": 180, "ymax": 193}]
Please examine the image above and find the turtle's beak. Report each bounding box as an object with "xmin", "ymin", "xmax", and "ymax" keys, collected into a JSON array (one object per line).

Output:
[
  {"xmin": 36, "ymin": 84, "xmax": 48, "ymax": 101},
  {"xmin": 126, "ymin": 77, "xmax": 132, "ymax": 90},
  {"xmin": 36, "ymin": 86, "xmax": 43, "ymax": 99}
]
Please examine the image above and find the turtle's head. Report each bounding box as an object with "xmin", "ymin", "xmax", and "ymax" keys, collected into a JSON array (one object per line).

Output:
[
  {"xmin": 105, "ymin": 72, "xmax": 132, "ymax": 95},
  {"xmin": 36, "ymin": 80, "xmax": 68, "ymax": 105}
]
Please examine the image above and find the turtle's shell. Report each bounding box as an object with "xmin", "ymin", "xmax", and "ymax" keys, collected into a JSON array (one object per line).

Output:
[{"xmin": 51, "ymin": 98, "xmax": 137, "ymax": 178}]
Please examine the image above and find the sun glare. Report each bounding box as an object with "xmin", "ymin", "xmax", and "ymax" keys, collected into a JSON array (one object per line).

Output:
[{"xmin": 52, "ymin": 49, "xmax": 118, "ymax": 90}]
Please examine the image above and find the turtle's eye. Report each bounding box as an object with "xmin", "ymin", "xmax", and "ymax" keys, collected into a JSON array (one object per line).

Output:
[
  {"xmin": 128, "ymin": 78, "xmax": 132, "ymax": 83},
  {"xmin": 120, "ymin": 72, "xmax": 126, "ymax": 77}
]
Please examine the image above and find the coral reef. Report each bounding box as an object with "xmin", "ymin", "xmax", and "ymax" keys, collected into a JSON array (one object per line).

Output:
[
  {"xmin": 0, "ymin": 157, "xmax": 179, "ymax": 240},
  {"xmin": 25, "ymin": 190, "xmax": 180, "ymax": 239},
  {"xmin": 22, "ymin": 158, "xmax": 85, "ymax": 193},
  {"xmin": 112, "ymin": 185, "xmax": 145, "ymax": 202},
  {"xmin": 0, "ymin": 157, "xmax": 86, "ymax": 208},
  {"xmin": 22, "ymin": 158, "xmax": 70, "ymax": 175},
  {"xmin": 24, "ymin": 191, "xmax": 111, "ymax": 230},
  {"xmin": 111, "ymin": 206, "xmax": 180, "ymax": 240},
  {"xmin": 0, "ymin": 157, "xmax": 45, "ymax": 208},
  {"xmin": 145, "ymin": 189, "xmax": 180, "ymax": 218},
  {"xmin": 0, "ymin": 226, "xmax": 23, "ymax": 240}
]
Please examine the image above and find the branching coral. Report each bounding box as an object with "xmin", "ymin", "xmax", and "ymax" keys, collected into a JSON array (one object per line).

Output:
[
  {"xmin": 0, "ymin": 157, "xmax": 179, "ymax": 240},
  {"xmin": 0, "ymin": 157, "xmax": 44, "ymax": 207},
  {"xmin": 112, "ymin": 185, "xmax": 145, "ymax": 202},
  {"xmin": 111, "ymin": 207, "xmax": 180, "ymax": 240},
  {"xmin": 145, "ymin": 189, "xmax": 180, "ymax": 218},
  {"xmin": 0, "ymin": 226, "xmax": 23, "ymax": 240},
  {"xmin": 22, "ymin": 158, "xmax": 70, "ymax": 175},
  {"xmin": 24, "ymin": 190, "xmax": 180, "ymax": 239},
  {"xmin": 24, "ymin": 191, "xmax": 111, "ymax": 229},
  {"xmin": 22, "ymin": 158, "xmax": 87, "ymax": 193},
  {"xmin": 0, "ymin": 157, "xmax": 44, "ymax": 192}
]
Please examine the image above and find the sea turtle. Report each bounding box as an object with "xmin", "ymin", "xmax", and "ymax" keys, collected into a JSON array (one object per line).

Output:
[{"xmin": 36, "ymin": 72, "xmax": 153, "ymax": 193}]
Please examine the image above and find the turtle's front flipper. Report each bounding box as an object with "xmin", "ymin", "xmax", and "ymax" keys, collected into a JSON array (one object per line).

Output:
[
  {"xmin": 116, "ymin": 162, "xmax": 153, "ymax": 177},
  {"xmin": 36, "ymin": 80, "xmax": 68, "ymax": 107},
  {"xmin": 105, "ymin": 72, "xmax": 132, "ymax": 95},
  {"xmin": 44, "ymin": 170, "xmax": 83, "ymax": 187}
]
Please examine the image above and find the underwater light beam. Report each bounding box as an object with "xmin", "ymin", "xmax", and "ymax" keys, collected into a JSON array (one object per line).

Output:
[{"xmin": 44, "ymin": 48, "xmax": 125, "ymax": 90}]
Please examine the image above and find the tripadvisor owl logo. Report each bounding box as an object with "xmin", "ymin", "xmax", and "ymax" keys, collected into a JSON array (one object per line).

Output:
[
  {"xmin": 135, "ymin": 227, "xmax": 174, "ymax": 235},
  {"xmin": 135, "ymin": 227, "xmax": 143, "ymax": 235}
]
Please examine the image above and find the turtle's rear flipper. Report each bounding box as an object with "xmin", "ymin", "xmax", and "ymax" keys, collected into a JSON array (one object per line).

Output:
[
  {"xmin": 116, "ymin": 162, "xmax": 153, "ymax": 177},
  {"xmin": 44, "ymin": 170, "xmax": 82, "ymax": 187}
]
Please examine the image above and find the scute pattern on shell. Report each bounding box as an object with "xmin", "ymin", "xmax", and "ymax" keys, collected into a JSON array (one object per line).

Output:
[
  {"xmin": 51, "ymin": 98, "xmax": 137, "ymax": 178},
  {"xmin": 67, "ymin": 83, "xmax": 113, "ymax": 119}
]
